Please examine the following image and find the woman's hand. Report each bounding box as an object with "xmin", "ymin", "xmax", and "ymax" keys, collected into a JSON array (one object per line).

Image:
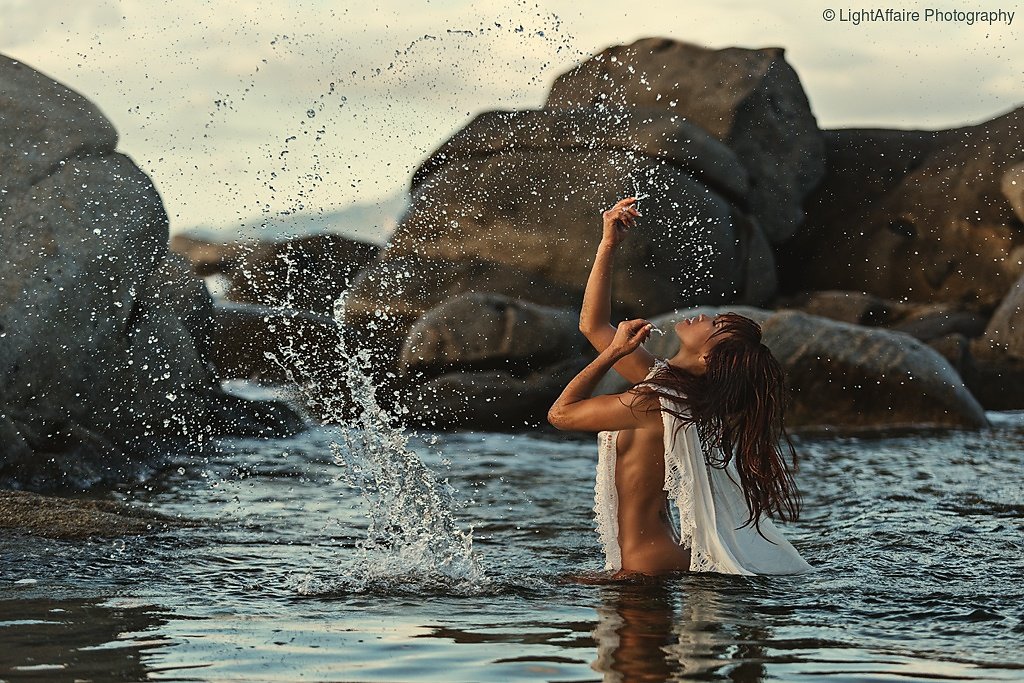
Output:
[
  {"xmin": 602, "ymin": 197, "xmax": 641, "ymax": 246},
  {"xmin": 608, "ymin": 319, "xmax": 653, "ymax": 357}
]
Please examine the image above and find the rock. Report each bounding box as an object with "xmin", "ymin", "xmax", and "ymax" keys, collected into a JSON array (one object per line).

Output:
[
  {"xmin": 0, "ymin": 54, "xmax": 117, "ymax": 216},
  {"xmin": 962, "ymin": 339, "xmax": 1024, "ymax": 410},
  {"xmin": 0, "ymin": 55, "xmax": 303, "ymax": 489},
  {"xmin": 545, "ymin": 37, "xmax": 825, "ymax": 243},
  {"xmin": 401, "ymin": 292, "xmax": 583, "ymax": 377},
  {"xmin": 981, "ymin": 270, "xmax": 1024, "ymax": 359},
  {"xmin": 224, "ymin": 233, "xmax": 379, "ymax": 316},
  {"xmin": 1002, "ymin": 162, "xmax": 1024, "ymax": 223},
  {"xmin": 957, "ymin": 271, "xmax": 1024, "ymax": 409},
  {"xmin": 169, "ymin": 232, "xmax": 245, "ymax": 276},
  {"xmin": 397, "ymin": 293, "xmax": 591, "ymax": 429},
  {"xmin": 349, "ymin": 107, "xmax": 778, "ymax": 370},
  {"xmin": 407, "ymin": 356, "xmax": 589, "ymax": 430},
  {"xmin": 779, "ymin": 111, "xmax": 1024, "ymax": 308},
  {"xmin": 0, "ymin": 489, "xmax": 198, "ymax": 539},
  {"xmin": 890, "ymin": 308, "xmax": 987, "ymax": 343},
  {"xmin": 775, "ymin": 290, "xmax": 892, "ymax": 326},
  {"xmin": 596, "ymin": 307, "xmax": 987, "ymax": 430},
  {"xmin": 209, "ymin": 301, "xmax": 343, "ymax": 384}
]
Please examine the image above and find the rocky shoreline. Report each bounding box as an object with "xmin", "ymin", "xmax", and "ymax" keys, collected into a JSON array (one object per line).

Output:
[
  {"xmin": 170, "ymin": 39, "xmax": 1023, "ymax": 433},
  {"xmin": 2, "ymin": 38, "xmax": 1023, "ymax": 506}
]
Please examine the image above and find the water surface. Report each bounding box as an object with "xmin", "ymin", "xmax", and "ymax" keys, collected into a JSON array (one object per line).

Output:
[{"xmin": 2, "ymin": 413, "xmax": 1023, "ymax": 682}]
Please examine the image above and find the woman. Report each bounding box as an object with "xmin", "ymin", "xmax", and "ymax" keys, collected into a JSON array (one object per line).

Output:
[{"xmin": 547, "ymin": 198, "xmax": 811, "ymax": 577}]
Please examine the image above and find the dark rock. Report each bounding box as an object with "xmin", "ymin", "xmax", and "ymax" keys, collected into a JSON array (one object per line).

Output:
[
  {"xmin": 775, "ymin": 290, "xmax": 892, "ymax": 326},
  {"xmin": 962, "ymin": 339, "xmax": 1024, "ymax": 410},
  {"xmin": 890, "ymin": 308, "xmax": 987, "ymax": 342},
  {"xmin": 780, "ymin": 111, "xmax": 1024, "ymax": 308},
  {"xmin": 0, "ymin": 489, "xmax": 198, "ymax": 539},
  {"xmin": 545, "ymin": 37, "xmax": 825, "ymax": 243},
  {"xmin": 596, "ymin": 307, "xmax": 987, "ymax": 430},
  {"xmin": 0, "ymin": 56, "xmax": 303, "ymax": 488},
  {"xmin": 927, "ymin": 333, "xmax": 969, "ymax": 373},
  {"xmin": 981, "ymin": 270, "xmax": 1024, "ymax": 359},
  {"xmin": 349, "ymin": 107, "xmax": 777, "ymax": 370},
  {"xmin": 0, "ymin": 54, "xmax": 117, "ymax": 216},
  {"xmin": 407, "ymin": 356, "xmax": 589, "ymax": 430},
  {"xmin": 169, "ymin": 232, "xmax": 245, "ymax": 276},
  {"xmin": 1002, "ymin": 162, "xmax": 1024, "ymax": 223},
  {"xmin": 401, "ymin": 292, "xmax": 583, "ymax": 377},
  {"xmin": 224, "ymin": 233, "xmax": 379, "ymax": 316}
]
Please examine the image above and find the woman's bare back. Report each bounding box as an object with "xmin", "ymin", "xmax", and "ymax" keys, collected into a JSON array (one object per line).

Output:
[{"xmin": 612, "ymin": 424, "xmax": 692, "ymax": 576}]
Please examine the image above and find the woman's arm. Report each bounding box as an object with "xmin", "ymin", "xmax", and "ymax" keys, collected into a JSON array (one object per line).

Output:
[
  {"xmin": 549, "ymin": 319, "xmax": 661, "ymax": 432},
  {"xmin": 579, "ymin": 197, "xmax": 657, "ymax": 384}
]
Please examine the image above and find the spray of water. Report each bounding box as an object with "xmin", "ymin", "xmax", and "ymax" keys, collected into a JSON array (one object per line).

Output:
[{"xmin": 260, "ymin": 288, "xmax": 484, "ymax": 595}]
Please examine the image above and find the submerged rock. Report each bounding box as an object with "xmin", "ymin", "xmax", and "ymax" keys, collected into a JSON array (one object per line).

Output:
[
  {"xmin": 0, "ymin": 489, "xmax": 198, "ymax": 539},
  {"xmin": 779, "ymin": 112, "xmax": 1024, "ymax": 308},
  {"xmin": 596, "ymin": 307, "xmax": 988, "ymax": 431},
  {"xmin": 546, "ymin": 37, "xmax": 826, "ymax": 243},
  {"xmin": 0, "ymin": 55, "xmax": 302, "ymax": 490}
]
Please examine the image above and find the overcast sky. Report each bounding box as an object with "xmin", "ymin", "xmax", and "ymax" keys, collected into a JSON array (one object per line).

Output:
[{"xmin": 2, "ymin": 0, "xmax": 1020, "ymax": 234}]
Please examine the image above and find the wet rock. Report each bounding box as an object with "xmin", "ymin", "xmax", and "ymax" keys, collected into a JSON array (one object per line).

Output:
[
  {"xmin": 209, "ymin": 301, "xmax": 343, "ymax": 384},
  {"xmin": 890, "ymin": 308, "xmax": 987, "ymax": 343},
  {"xmin": 596, "ymin": 307, "xmax": 987, "ymax": 430},
  {"xmin": 962, "ymin": 340, "xmax": 1024, "ymax": 411},
  {"xmin": 169, "ymin": 232, "xmax": 245, "ymax": 276},
  {"xmin": 545, "ymin": 37, "xmax": 826, "ymax": 243},
  {"xmin": 1002, "ymin": 162, "xmax": 1024, "ymax": 223},
  {"xmin": 780, "ymin": 111, "xmax": 1024, "ymax": 308},
  {"xmin": 0, "ymin": 489, "xmax": 198, "ymax": 539},
  {"xmin": 225, "ymin": 233, "xmax": 379, "ymax": 316},
  {"xmin": 775, "ymin": 290, "xmax": 892, "ymax": 326},
  {"xmin": 401, "ymin": 292, "xmax": 583, "ymax": 377},
  {"xmin": 0, "ymin": 55, "xmax": 303, "ymax": 489},
  {"xmin": 957, "ymin": 272, "xmax": 1024, "ymax": 409},
  {"xmin": 349, "ymin": 107, "xmax": 777, "ymax": 369},
  {"xmin": 981, "ymin": 270, "xmax": 1024, "ymax": 359},
  {"xmin": 0, "ymin": 54, "xmax": 117, "ymax": 215},
  {"xmin": 398, "ymin": 293, "xmax": 590, "ymax": 429},
  {"xmin": 408, "ymin": 357, "xmax": 589, "ymax": 430}
]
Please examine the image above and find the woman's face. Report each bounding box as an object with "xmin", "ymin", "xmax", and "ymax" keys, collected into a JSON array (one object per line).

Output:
[{"xmin": 674, "ymin": 313, "xmax": 724, "ymax": 358}]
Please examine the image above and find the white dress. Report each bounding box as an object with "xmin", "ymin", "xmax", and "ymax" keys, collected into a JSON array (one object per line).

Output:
[{"xmin": 594, "ymin": 360, "xmax": 811, "ymax": 575}]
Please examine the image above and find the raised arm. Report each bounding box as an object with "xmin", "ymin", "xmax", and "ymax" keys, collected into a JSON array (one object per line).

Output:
[
  {"xmin": 549, "ymin": 319, "xmax": 661, "ymax": 432},
  {"xmin": 579, "ymin": 197, "xmax": 657, "ymax": 384}
]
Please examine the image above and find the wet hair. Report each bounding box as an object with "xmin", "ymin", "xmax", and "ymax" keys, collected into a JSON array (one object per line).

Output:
[{"xmin": 631, "ymin": 312, "xmax": 800, "ymax": 532}]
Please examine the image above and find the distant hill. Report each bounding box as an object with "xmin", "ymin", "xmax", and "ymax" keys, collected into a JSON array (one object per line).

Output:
[{"xmin": 174, "ymin": 192, "xmax": 407, "ymax": 246}]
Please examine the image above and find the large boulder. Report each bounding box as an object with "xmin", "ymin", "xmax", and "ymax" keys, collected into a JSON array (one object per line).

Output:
[
  {"xmin": 959, "ymin": 271, "xmax": 1024, "ymax": 409},
  {"xmin": 779, "ymin": 111, "xmax": 1024, "ymax": 308},
  {"xmin": 401, "ymin": 292, "xmax": 584, "ymax": 376},
  {"xmin": 596, "ymin": 307, "xmax": 987, "ymax": 431},
  {"xmin": 0, "ymin": 55, "xmax": 302, "ymax": 489},
  {"xmin": 348, "ymin": 107, "xmax": 777, "ymax": 370},
  {"xmin": 398, "ymin": 293, "xmax": 589, "ymax": 429},
  {"xmin": 545, "ymin": 37, "xmax": 826, "ymax": 243},
  {"xmin": 225, "ymin": 233, "xmax": 378, "ymax": 315}
]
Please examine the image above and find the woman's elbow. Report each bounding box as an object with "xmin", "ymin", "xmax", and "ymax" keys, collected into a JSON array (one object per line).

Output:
[{"xmin": 547, "ymin": 406, "xmax": 568, "ymax": 430}]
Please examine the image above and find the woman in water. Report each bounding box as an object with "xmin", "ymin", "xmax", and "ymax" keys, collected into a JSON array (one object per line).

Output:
[{"xmin": 547, "ymin": 197, "xmax": 810, "ymax": 577}]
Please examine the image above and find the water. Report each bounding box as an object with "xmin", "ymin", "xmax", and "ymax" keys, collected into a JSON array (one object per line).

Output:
[{"xmin": 2, "ymin": 410, "xmax": 1023, "ymax": 682}]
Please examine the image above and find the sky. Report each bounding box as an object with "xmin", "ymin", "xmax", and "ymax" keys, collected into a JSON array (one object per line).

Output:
[{"xmin": 1, "ymin": 0, "xmax": 1020, "ymax": 235}]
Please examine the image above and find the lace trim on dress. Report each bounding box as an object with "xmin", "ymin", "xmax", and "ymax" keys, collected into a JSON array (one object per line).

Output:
[{"xmin": 594, "ymin": 430, "xmax": 621, "ymax": 572}]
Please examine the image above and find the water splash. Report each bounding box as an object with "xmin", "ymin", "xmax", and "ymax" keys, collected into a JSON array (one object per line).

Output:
[{"xmin": 268, "ymin": 295, "xmax": 484, "ymax": 595}]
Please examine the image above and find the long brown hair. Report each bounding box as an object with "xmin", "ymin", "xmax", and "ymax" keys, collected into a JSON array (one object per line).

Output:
[{"xmin": 633, "ymin": 313, "xmax": 800, "ymax": 531}]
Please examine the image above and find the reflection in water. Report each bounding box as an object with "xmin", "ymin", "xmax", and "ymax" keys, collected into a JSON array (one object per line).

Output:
[
  {"xmin": 592, "ymin": 580, "xmax": 768, "ymax": 683},
  {"xmin": 0, "ymin": 597, "xmax": 174, "ymax": 681}
]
